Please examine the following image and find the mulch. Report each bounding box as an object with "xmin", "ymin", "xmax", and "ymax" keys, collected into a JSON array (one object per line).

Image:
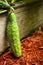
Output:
[{"xmin": 0, "ymin": 28, "xmax": 43, "ymax": 65}]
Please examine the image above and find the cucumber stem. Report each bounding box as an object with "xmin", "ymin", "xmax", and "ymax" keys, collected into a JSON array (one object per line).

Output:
[{"xmin": 10, "ymin": 6, "xmax": 15, "ymax": 13}]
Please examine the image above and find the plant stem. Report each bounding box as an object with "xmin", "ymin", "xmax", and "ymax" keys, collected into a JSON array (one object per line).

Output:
[
  {"xmin": 4, "ymin": 0, "xmax": 7, "ymax": 3},
  {"xmin": 10, "ymin": 6, "xmax": 15, "ymax": 13},
  {"xmin": 11, "ymin": 0, "xmax": 14, "ymax": 3},
  {"xmin": 0, "ymin": 1, "xmax": 15, "ymax": 13},
  {"xmin": 0, "ymin": 10, "xmax": 7, "ymax": 14},
  {"xmin": 0, "ymin": 1, "xmax": 10, "ymax": 8}
]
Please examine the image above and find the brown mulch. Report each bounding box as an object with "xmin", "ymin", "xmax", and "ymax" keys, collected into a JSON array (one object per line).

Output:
[{"xmin": 0, "ymin": 30, "xmax": 43, "ymax": 65}]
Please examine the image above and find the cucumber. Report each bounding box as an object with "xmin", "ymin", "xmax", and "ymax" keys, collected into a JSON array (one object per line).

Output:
[{"xmin": 7, "ymin": 12, "xmax": 22, "ymax": 57}]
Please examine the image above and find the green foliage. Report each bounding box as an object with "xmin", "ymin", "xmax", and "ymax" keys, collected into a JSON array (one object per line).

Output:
[
  {"xmin": 7, "ymin": 0, "xmax": 16, "ymax": 3},
  {"xmin": 23, "ymin": 0, "xmax": 38, "ymax": 2},
  {"xmin": 16, "ymin": 0, "xmax": 38, "ymax": 2}
]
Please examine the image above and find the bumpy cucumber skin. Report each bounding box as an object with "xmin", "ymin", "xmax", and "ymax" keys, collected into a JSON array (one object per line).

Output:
[{"xmin": 7, "ymin": 12, "xmax": 22, "ymax": 57}]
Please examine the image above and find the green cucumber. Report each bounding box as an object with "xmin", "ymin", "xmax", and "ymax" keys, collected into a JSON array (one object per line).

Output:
[{"xmin": 7, "ymin": 12, "xmax": 22, "ymax": 57}]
